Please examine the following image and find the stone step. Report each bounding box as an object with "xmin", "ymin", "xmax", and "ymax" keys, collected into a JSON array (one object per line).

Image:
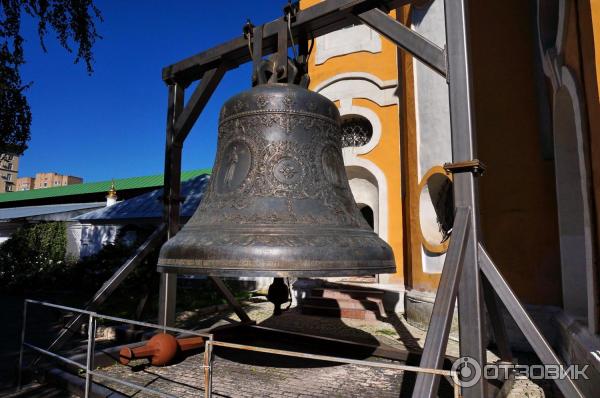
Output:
[
  {"xmin": 300, "ymin": 297, "xmax": 385, "ymax": 320},
  {"xmin": 301, "ymin": 304, "xmax": 379, "ymax": 320},
  {"xmin": 310, "ymin": 288, "xmax": 385, "ymax": 301}
]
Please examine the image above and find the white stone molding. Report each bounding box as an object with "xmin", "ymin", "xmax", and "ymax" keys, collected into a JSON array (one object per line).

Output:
[
  {"xmin": 315, "ymin": 72, "xmax": 395, "ymax": 244},
  {"xmin": 314, "ymin": 72, "xmax": 399, "ymax": 107},
  {"xmin": 555, "ymin": 0, "xmax": 569, "ymax": 56},
  {"xmin": 315, "ymin": 25, "xmax": 382, "ymax": 65},
  {"xmin": 344, "ymin": 156, "xmax": 389, "ymax": 243},
  {"xmin": 537, "ymin": 0, "xmax": 569, "ymax": 90},
  {"xmin": 537, "ymin": 0, "xmax": 598, "ymax": 333},
  {"xmin": 349, "ymin": 177, "xmax": 379, "ymax": 233},
  {"xmin": 410, "ymin": 0, "xmax": 452, "ymax": 274},
  {"xmin": 552, "ymin": 66, "xmax": 595, "ymax": 324}
]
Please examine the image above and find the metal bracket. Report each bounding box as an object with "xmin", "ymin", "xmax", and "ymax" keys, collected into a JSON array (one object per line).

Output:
[
  {"xmin": 274, "ymin": 17, "xmax": 289, "ymax": 82},
  {"xmin": 443, "ymin": 159, "xmax": 486, "ymax": 176},
  {"xmin": 443, "ymin": 44, "xmax": 449, "ymax": 84},
  {"xmin": 283, "ymin": 1, "xmax": 300, "ymax": 21},
  {"xmin": 243, "ymin": 19, "xmax": 255, "ymax": 40}
]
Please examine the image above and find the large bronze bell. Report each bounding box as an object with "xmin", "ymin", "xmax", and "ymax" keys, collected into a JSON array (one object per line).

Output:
[{"xmin": 158, "ymin": 83, "xmax": 395, "ymax": 277}]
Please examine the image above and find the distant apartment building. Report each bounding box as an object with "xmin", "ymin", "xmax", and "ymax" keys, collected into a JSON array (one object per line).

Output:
[
  {"xmin": 0, "ymin": 154, "xmax": 19, "ymax": 193},
  {"xmin": 16, "ymin": 172, "xmax": 83, "ymax": 191},
  {"xmin": 15, "ymin": 177, "xmax": 34, "ymax": 191}
]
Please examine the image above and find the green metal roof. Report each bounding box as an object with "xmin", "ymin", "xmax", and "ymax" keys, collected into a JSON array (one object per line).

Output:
[{"xmin": 0, "ymin": 168, "xmax": 211, "ymax": 204}]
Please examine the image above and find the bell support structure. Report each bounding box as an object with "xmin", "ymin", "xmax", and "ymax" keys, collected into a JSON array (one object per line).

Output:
[{"xmin": 159, "ymin": 1, "xmax": 584, "ymax": 397}]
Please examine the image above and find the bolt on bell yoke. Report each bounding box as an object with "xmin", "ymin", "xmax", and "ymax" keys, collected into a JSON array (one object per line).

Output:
[{"xmin": 157, "ymin": 13, "xmax": 395, "ymax": 278}]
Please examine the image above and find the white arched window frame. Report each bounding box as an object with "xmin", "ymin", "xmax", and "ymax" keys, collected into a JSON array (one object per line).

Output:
[{"xmin": 314, "ymin": 72, "xmax": 398, "ymax": 242}]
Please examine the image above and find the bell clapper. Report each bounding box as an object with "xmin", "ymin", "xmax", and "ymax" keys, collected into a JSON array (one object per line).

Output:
[{"xmin": 267, "ymin": 278, "xmax": 290, "ymax": 316}]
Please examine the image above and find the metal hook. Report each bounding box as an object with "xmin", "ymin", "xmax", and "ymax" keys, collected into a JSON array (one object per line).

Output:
[
  {"xmin": 243, "ymin": 19, "xmax": 255, "ymax": 58},
  {"xmin": 283, "ymin": 1, "xmax": 299, "ymax": 61}
]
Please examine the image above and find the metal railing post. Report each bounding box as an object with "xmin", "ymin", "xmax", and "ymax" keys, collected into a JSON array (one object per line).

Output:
[
  {"xmin": 21, "ymin": 300, "xmax": 212, "ymax": 397},
  {"xmin": 452, "ymin": 372, "xmax": 461, "ymax": 398},
  {"xmin": 84, "ymin": 314, "xmax": 97, "ymax": 398},
  {"xmin": 204, "ymin": 338, "xmax": 213, "ymax": 398},
  {"xmin": 17, "ymin": 300, "xmax": 28, "ymax": 390},
  {"xmin": 208, "ymin": 335, "xmax": 214, "ymax": 397}
]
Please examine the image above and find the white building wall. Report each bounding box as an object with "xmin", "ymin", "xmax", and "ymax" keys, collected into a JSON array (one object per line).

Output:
[
  {"xmin": 412, "ymin": 0, "xmax": 452, "ymax": 274},
  {"xmin": 79, "ymin": 223, "xmax": 120, "ymax": 258}
]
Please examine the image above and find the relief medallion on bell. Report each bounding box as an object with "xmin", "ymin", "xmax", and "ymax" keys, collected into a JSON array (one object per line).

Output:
[{"xmin": 215, "ymin": 140, "xmax": 252, "ymax": 194}]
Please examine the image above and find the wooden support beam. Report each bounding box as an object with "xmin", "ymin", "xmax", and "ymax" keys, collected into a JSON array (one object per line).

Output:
[
  {"xmin": 161, "ymin": 0, "xmax": 412, "ymax": 84},
  {"xmin": 173, "ymin": 64, "xmax": 228, "ymax": 145},
  {"xmin": 159, "ymin": 82, "xmax": 185, "ymax": 327},
  {"xmin": 210, "ymin": 276, "xmax": 253, "ymax": 324},
  {"xmin": 163, "ymin": 83, "xmax": 185, "ymax": 231}
]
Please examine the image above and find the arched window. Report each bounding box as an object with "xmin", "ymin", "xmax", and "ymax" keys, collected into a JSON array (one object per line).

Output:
[{"xmin": 341, "ymin": 115, "xmax": 373, "ymax": 148}]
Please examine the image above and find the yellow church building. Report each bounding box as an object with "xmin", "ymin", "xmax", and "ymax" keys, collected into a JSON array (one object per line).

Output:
[{"xmin": 302, "ymin": 0, "xmax": 600, "ymax": 390}]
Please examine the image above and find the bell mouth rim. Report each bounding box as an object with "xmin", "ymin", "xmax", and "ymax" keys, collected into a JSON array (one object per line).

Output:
[
  {"xmin": 174, "ymin": 225, "xmax": 378, "ymax": 233},
  {"xmin": 157, "ymin": 262, "xmax": 396, "ymax": 277}
]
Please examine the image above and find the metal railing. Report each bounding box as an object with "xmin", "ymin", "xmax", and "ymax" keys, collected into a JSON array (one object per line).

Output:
[
  {"xmin": 18, "ymin": 299, "xmax": 460, "ymax": 398},
  {"xmin": 18, "ymin": 299, "xmax": 213, "ymax": 398},
  {"xmin": 203, "ymin": 340, "xmax": 461, "ymax": 398}
]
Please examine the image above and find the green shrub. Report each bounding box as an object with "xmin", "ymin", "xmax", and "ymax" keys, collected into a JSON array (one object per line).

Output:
[
  {"xmin": 0, "ymin": 223, "xmax": 253, "ymax": 320},
  {"xmin": 67, "ymin": 226, "xmax": 162, "ymax": 317},
  {"xmin": 0, "ymin": 222, "xmax": 68, "ymax": 289}
]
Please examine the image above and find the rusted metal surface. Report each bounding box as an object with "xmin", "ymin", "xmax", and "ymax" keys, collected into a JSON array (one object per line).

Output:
[
  {"xmin": 119, "ymin": 333, "xmax": 206, "ymax": 366},
  {"xmin": 178, "ymin": 336, "xmax": 205, "ymax": 352},
  {"xmin": 158, "ymin": 83, "xmax": 395, "ymax": 277},
  {"xmin": 443, "ymin": 159, "xmax": 486, "ymax": 176},
  {"xmin": 119, "ymin": 333, "xmax": 179, "ymax": 366}
]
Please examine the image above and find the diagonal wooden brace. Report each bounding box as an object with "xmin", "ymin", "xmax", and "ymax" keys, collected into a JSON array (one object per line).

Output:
[{"xmin": 173, "ymin": 64, "xmax": 228, "ymax": 145}]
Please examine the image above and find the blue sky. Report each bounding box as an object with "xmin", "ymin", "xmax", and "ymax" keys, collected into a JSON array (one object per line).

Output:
[{"xmin": 18, "ymin": 1, "xmax": 283, "ymax": 182}]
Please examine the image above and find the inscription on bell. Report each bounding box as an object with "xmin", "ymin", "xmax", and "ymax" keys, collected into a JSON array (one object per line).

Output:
[
  {"xmin": 216, "ymin": 141, "xmax": 251, "ymax": 193},
  {"xmin": 321, "ymin": 145, "xmax": 345, "ymax": 187}
]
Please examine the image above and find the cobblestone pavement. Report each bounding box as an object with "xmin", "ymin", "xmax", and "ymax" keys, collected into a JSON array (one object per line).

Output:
[
  {"xmin": 97, "ymin": 355, "xmax": 405, "ymax": 398},
  {"xmin": 92, "ymin": 299, "xmax": 548, "ymax": 398}
]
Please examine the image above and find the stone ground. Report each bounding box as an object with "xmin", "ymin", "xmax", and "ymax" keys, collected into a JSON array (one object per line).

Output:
[
  {"xmin": 88, "ymin": 299, "xmax": 554, "ymax": 398},
  {"xmin": 0, "ymin": 294, "xmax": 561, "ymax": 398}
]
